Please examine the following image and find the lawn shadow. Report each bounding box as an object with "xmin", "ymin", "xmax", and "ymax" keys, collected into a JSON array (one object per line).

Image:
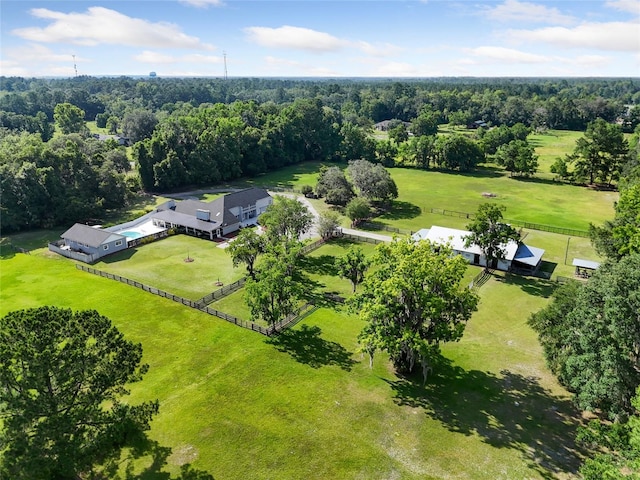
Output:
[
  {"xmin": 267, "ymin": 324, "xmax": 357, "ymax": 371},
  {"xmin": 98, "ymin": 248, "xmax": 139, "ymax": 264},
  {"xmin": 453, "ymin": 165, "xmax": 505, "ymax": 179},
  {"xmin": 499, "ymin": 273, "xmax": 555, "ymax": 298},
  {"xmin": 379, "ymin": 200, "xmax": 421, "ymax": 221},
  {"xmin": 511, "ymin": 176, "xmax": 564, "ymax": 187},
  {"xmin": 99, "ymin": 432, "xmax": 215, "ymax": 479},
  {"xmin": 539, "ymin": 260, "xmax": 558, "ymax": 276},
  {"xmin": 298, "ymin": 254, "xmax": 339, "ymax": 276},
  {"xmin": 385, "ymin": 357, "xmax": 587, "ymax": 478},
  {"xmin": 0, "ymin": 239, "xmax": 16, "ymax": 259}
]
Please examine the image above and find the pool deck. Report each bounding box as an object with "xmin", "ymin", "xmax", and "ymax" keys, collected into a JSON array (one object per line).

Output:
[{"xmin": 114, "ymin": 219, "xmax": 167, "ymax": 240}]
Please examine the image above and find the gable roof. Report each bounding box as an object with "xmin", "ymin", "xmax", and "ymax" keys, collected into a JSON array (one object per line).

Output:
[
  {"xmin": 413, "ymin": 225, "xmax": 519, "ymax": 260},
  {"xmin": 208, "ymin": 188, "xmax": 271, "ymax": 227},
  {"xmin": 61, "ymin": 223, "xmax": 125, "ymax": 248},
  {"xmin": 156, "ymin": 188, "xmax": 271, "ymax": 228},
  {"xmin": 514, "ymin": 244, "xmax": 545, "ymax": 267},
  {"xmin": 153, "ymin": 210, "xmax": 220, "ymax": 232}
]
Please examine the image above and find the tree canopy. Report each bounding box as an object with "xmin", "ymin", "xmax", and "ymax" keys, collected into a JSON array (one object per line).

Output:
[
  {"xmin": 465, "ymin": 203, "xmax": 519, "ymax": 272},
  {"xmin": 315, "ymin": 166, "xmax": 354, "ymax": 206},
  {"xmin": 0, "ymin": 306, "xmax": 158, "ymax": 480},
  {"xmin": 529, "ymin": 254, "xmax": 640, "ymax": 419},
  {"xmin": 259, "ymin": 196, "xmax": 314, "ymax": 247},
  {"xmin": 351, "ymin": 239, "xmax": 478, "ymax": 379},
  {"xmin": 336, "ymin": 246, "xmax": 369, "ymax": 292},
  {"xmin": 347, "ymin": 159, "xmax": 398, "ymax": 202},
  {"xmin": 573, "ymin": 118, "xmax": 628, "ymax": 186},
  {"xmin": 227, "ymin": 227, "xmax": 264, "ymax": 279}
]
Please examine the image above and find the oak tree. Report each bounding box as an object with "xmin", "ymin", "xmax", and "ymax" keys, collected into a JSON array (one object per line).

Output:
[
  {"xmin": 465, "ymin": 203, "xmax": 519, "ymax": 272},
  {"xmin": 351, "ymin": 240, "xmax": 478, "ymax": 379}
]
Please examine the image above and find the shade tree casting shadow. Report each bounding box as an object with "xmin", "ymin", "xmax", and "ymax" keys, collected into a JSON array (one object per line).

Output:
[
  {"xmin": 385, "ymin": 356, "xmax": 587, "ymax": 479},
  {"xmin": 99, "ymin": 432, "xmax": 215, "ymax": 479},
  {"xmin": 499, "ymin": 273, "xmax": 555, "ymax": 299},
  {"xmin": 297, "ymin": 254, "xmax": 339, "ymax": 276},
  {"xmin": 379, "ymin": 200, "xmax": 422, "ymax": 221},
  {"xmin": 267, "ymin": 324, "xmax": 357, "ymax": 371}
]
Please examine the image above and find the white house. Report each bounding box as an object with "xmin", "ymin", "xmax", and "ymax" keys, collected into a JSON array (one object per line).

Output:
[{"xmin": 412, "ymin": 225, "xmax": 545, "ymax": 274}]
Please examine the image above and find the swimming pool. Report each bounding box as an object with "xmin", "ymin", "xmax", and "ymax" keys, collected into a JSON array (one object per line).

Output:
[{"xmin": 120, "ymin": 231, "xmax": 143, "ymax": 239}]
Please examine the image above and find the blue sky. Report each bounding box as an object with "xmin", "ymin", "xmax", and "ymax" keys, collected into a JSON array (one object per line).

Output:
[{"xmin": 1, "ymin": 0, "xmax": 639, "ymax": 77}]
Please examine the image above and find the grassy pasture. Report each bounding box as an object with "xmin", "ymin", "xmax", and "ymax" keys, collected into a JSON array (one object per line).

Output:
[
  {"xmin": 0, "ymin": 248, "xmax": 584, "ymax": 479},
  {"xmin": 93, "ymin": 235, "xmax": 244, "ymax": 300},
  {"xmin": 0, "ymin": 128, "xmax": 606, "ymax": 478}
]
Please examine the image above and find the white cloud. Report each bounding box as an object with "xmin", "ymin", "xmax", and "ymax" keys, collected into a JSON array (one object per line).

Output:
[
  {"xmin": 356, "ymin": 41, "xmax": 404, "ymax": 57},
  {"xmin": 465, "ymin": 46, "xmax": 549, "ymax": 63},
  {"xmin": 179, "ymin": 0, "xmax": 225, "ymax": 8},
  {"xmin": 263, "ymin": 56, "xmax": 338, "ymax": 76},
  {"xmin": 244, "ymin": 25, "xmax": 404, "ymax": 59},
  {"xmin": 571, "ymin": 55, "xmax": 611, "ymax": 68},
  {"xmin": 483, "ymin": 0, "xmax": 575, "ymax": 25},
  {"xmin": 244, "ymin": 25, "xmax": 348, "ymax": 52},
  {"xmin": 4, "ymin": 43, "xmax": 87, "ymax": 64},
  {"xmin": 134, "ymin": 51, "xmax": 223, "ymax": 64},
  {"xmin": 12, "ymin": 7, "xmax": 214, "ymax": 50},
  {"xmin": 507, "ymin": 21, "xmax": 640, "ymax": 51},
  {"xmin": 0, "ymin": 45, "xmax": 83, "ymax": 77},
  {"xmin": 605, "ymin": 0, "xmax": 640, "ymax": 15}
]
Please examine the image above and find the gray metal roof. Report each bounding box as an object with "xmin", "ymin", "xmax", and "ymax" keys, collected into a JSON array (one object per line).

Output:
[
  {"xmin": 152, "ymin": 210, "xmax": 219, "ymax": 232},
  {"xmin": 156, "ymin": 188, "xmax": 270, "ymax": 229},
  {"xmin": 572, "ymin": 258, "xmax": 601, "ymax": 270},
  {"xmin": 61, "ymin": 223, "xmax": 125, "ymax": 248}
]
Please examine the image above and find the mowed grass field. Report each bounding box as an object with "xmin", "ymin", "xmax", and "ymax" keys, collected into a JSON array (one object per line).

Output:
[
  {"xmin": 92, "ymin": 234, "xmax": 245, "ymax": 300},
  {"xmin": 0, "ymin": 247, "xmax": 585, "ymax": 479},
  {"xmin": 1, "ymin": 128, "xmax": 607, "ymax": 478}
]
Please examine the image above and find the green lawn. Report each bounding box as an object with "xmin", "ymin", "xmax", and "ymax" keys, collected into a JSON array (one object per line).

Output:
[
  {"xmin": 1, "ymin": 129, "xmax": 606, "ymax": 479},
  {"xmin": 0, "ymin": 249, "xmax": 584, "ymax": 479},
  {"xmin": 528, "ymin": 130, "xmax": 583, "ymax": 179},
  {"xmin": 92, "ymin": 235, "xmax": 244, "ymax": 300},
  {"xmin": 381, "ymin": 167, "xmax": 616, "ymax": 234}
]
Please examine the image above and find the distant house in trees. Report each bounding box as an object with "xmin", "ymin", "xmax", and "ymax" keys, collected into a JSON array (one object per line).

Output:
[
  {"xmin": 50, "ymin": 188, "xmax": 272, "ymax": 263},
  {"xmin": 467, "ymin": 120, "xmax": 488, "ymax": 129},
  {"xmin": 92, "ymin": 133, "xmax": 130, "ymax": 146},
  {"xmin": 412, "ymin": 225, "xmax": 545, "ymax": 274},
  {"xmin": 374, "ymin": 119, "xmax": 411, "ymax": 131}
]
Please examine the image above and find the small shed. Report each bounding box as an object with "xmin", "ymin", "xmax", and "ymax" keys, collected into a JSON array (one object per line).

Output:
[{"xmin": 572, "ymin": 258, "xmax": 601, "ymax": 278}]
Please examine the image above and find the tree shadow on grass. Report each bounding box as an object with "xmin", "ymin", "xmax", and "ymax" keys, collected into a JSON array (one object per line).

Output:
[
  {"xmin": 385, "ymin": 357, "xmax": 587, "ymax": 479},
  {"xmin": 100, "ymin": 434, "xmax": 215, "ymax": 479},
  {"xmin": 298, "ymin": 254, "xmax": 338, "ymax": 276},
  {"xmin": 510, "ymin": 175, "xmax": 564, "ymax": 187},
  {"xmin": 451, "ymin": 165, "xmax": 505, "ymax": 179},
  {"xmin": 379, "ymin": 200, "xmax": 421, "ymax": 221},
  {"xmin": 498, "ymin": 273, "xmax": 555, "ymax": 298},
  {"xmin": 267, "ymin": 324, "xmax": 357, "ymax": 371}
]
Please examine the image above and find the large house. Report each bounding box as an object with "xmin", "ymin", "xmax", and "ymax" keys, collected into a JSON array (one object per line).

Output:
[
  {"xmin": 50, "ymin": 188, "xmax": 272, "ymax": 263},
  {"xmin": 412, "ymin": 225, "xmax": 545, "ymax": 274},
  {"xmin": 153, "ymin": 187, "xmax": 272, "ymax": 240}
]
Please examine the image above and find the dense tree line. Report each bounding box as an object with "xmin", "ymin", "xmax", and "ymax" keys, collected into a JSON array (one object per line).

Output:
[
  {"xmin": 2, "ymin": 76, "xmax": 638, "ymax": 233},
  {"xmin": 0, "ymin": 131, "xmax": 130, "ymax": 232},
  {"xmin": 528, "ymin": 127, "xmax": 640, "ymax": 476},
  {"xmin": 2, "ymin": 76, "xmax": 639, "ymax": 135}
]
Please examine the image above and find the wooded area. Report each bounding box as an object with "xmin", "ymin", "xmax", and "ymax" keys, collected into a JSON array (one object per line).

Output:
[{"xmin": 1, "ymin": 76, "xmax": 638, "ymax": 233}]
